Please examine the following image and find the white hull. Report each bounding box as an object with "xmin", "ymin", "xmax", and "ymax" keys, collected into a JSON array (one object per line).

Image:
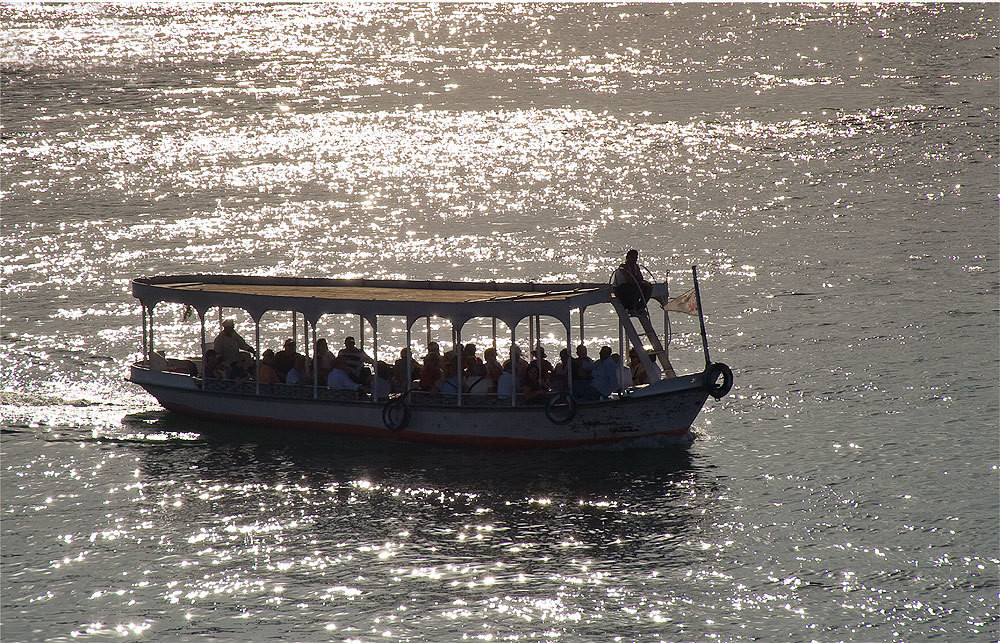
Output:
[{"xmin": 130, "ymin": 366, "xmax": 708, "ymax": 448}]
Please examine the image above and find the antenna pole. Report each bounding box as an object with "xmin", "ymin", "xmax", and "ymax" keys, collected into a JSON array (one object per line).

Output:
[{"xmin": 692, "ymin": 265, "xmax": 711, "ymax": 368}]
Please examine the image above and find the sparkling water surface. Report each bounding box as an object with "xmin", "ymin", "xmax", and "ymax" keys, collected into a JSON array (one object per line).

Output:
[{"xmin": 2, "ymin": 4, "xmax": 998, "ymax": 641}]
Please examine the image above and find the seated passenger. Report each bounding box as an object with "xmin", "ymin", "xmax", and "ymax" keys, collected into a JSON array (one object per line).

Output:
[
  {"xmin": 571, "ymin": 346, "xmax": 601, "ymax": 400},
  {"xmin": 462, "ymin": 343, "xmax": 484, "ymax": 375},
  {"xmin": 201, "ymin": 349, "xmax": 223, "ymax": 380},
  {"xmin": 418, "ymin": 353, "xmax": 441, "ymax": 393},
  {"xmin": 460, "ymin": 346, "xmax": 489, "ymax": 392},
  {"xmin": 273, "ymin": 338, "xmax": 299, "ymax": 382},
  {"xmin": 392, "ymin": 348, "xmax": 420, "ymax": 393},
  {"xmin": 612, "ymin": 352, "xmax": 633, "ymax": 389},
  {"xmin": 327, "ymin": 358, "xmax": 368, "ymax": 394},
  {"xmin": 629, "ymin": 348, "xmax": 650, "ymax": 386},
  {"xmin": 591, "ymin": 346, "xmax": 617, "ymax": 399},
  {"xmin": 612, "ymin": 249, "xmax": 653, "ymax": 313},
  {"xmin": 257, "ymin": 349, "xmax": 281, "ymax": 385},
  {"xmin": 495, "ymin": 363, "xmax": 514, "ymax": 400},
  {"xmin": 338, "ymin": 336, "xmax": 374, "ymax": 384},
  {"xmin": 574, "ymin": 344, "xmax": 594, "ymax": 381},
  {"xmin": 530, "ymin": 347, "xmax": 554, "ymax": 384},
  {"xmin": 521, "ymin": 364, "xmax": 549, "ymax": 404},
  {"xmin": 439, "ymin": 359, "xmax": 466, "ymax": 396},
  {"xmin": 502, "ymin": 345, "xmax": 529, "ymax": 379},
  {"xmin": 551, "ymin": 348, "xmax": 571, "ymax": 392},
  {"xmin": 483, "ymin": 347, "xmax": 503, "ymax": 392},
  {"xmin": 213, "ymin": 319, "xmax": 255, "ymax": 368},
  {"xmin": 314, "ymin": 338, "xmax": 335, "ymax": 381},
  {"xmin": 285, "ymin": 355, "xmax": 309, "ymax": 386},
  {"xmin": 372, "ymin": 361, "xmax": 393, "ymax": 401},
  {"xmin": 467, "ymin": 373, "xmax": 492, "ymax": 395},
  {"xmin": 228, "ymin": 351, "xmax": 254, "ymax": 384}
]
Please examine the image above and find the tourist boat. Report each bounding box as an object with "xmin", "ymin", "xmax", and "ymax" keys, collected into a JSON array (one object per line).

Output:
[{"xmin": 128, "ymin": 267, "xmax": 733, "ymax": 448}]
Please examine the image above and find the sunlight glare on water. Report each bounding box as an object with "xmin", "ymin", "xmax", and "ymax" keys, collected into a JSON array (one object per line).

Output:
[{"xmin": 1, "ymin": 3, "xmax": 997, "ymax": 641}]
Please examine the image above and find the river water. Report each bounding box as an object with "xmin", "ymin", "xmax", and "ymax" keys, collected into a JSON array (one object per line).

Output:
[{"xmin": 2, "ymin": 4, "xmax": 997, "ymax": 641}]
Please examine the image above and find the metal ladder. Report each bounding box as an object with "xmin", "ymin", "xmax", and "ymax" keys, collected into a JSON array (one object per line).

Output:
[{"xmin": 611, "ymin": 300, "xmax": 677, "ymax": 381}]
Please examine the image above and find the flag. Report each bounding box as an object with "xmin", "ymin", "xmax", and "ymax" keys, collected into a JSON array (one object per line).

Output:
[{"xmin": 662, "ymin": 288, "xmax": 699, "ymax": 315}]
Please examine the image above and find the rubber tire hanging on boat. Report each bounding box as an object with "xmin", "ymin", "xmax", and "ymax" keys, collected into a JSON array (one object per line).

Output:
[
  {"xmin": 382, "ymin": 397, "xmax": 410, "ymax": 432},
  {"xmin": 704, "ymin": 362, "xmax": 734, "ymax": 399},
  {"xmin": 545, "ymin": 391, "xmax": 577, "ymax": 425}
]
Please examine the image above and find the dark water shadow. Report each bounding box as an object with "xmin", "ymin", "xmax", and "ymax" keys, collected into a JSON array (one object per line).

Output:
[
  {"xmin": 120, "ymin": 410, "xmax": 706, "ymax": 501},
  {"xmin": 118, "ymin": 412, "xmax": 718, "ymax": 556}
]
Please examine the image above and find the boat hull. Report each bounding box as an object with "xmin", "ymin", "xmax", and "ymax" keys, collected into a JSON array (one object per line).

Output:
[{"xmin": 129, "ymin": 366, "xmax": 708, "ymax": 448}]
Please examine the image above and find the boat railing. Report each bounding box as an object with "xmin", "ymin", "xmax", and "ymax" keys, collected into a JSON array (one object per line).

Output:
[
  {"xmin": 134, "ymin": 362, "xmax": 639, "ymax": 407},
  {"xmin": 200, "ymin": 378, "xmax": 367, "ymax": 402},
  {"xmin": 171, "ymin": 373, "xmax": 595, "ymax": 407}
]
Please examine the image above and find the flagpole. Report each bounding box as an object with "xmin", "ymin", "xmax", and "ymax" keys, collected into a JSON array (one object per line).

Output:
[
  {"xmin": 662, "ymin": 270, "xmax": 669, "ymax": 370},
  {"xmin": 692, "ymin": 265, "xmax": 711, "ymax": 368}
]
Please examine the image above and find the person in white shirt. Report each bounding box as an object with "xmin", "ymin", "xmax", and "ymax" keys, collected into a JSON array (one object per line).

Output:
[
  {"xmin": 612, "ymin": 353, "xmax": 633, "ymax": 389},
  {"xmin": 338, "ymin": 336, "xmax": 375, "ymax": 383},
  {"xmin": 591, "ymin": 346, "xmax": 618, "ymax": 399},
  {"xmin": 213, "ymin": 319, "xmax": 255, "ymax": 368},
  {"xmin": 327, "ymin": 359, "xmax": 363, "ymax": 392},
  {"xmin": 612, "ymin": 248, "xmax": 652, "ymax": 313},
  {"xmin": 371, "ymin": 362, "xmax": 392, "ymax": 401},
  {"xmin": 496, "ymin": 364, "xmax": 514, "ymax": 400}
]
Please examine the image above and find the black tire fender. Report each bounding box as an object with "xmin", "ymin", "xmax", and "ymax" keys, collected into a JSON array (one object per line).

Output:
[
  {"xmin": 545, "ymin": 391, "xmax": 577, "ymax": 425},
  {"xmin": 705, "ymin": 362, "xmax": 734, "ymax": 399},
  {"xmin": 383, "ymin": 397, "xmax": 410, "ymax": 432}
]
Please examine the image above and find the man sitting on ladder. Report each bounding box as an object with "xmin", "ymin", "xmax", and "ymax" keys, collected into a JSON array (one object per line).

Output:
[{"xmin": 613, "ymin": 249, "xmax": 653, "ymax": 315}]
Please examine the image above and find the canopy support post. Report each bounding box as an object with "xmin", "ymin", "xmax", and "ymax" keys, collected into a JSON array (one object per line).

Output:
[
  {"xmin": 510, "ymin": 325, "xmax": 517, "ymax": 408},
  {"xmin": 141, "ymin": 305, "xmax": 148, "ymax": 362},
  {"xmin": 455, "ymin": 324, "xmax": 463, "ymax": 407},
  {"xmin": 148, "ymin": 306, "xmax": 154, "ymax": 361},
  {"xmin": 254, "ymin": 319, "xmax": 261, "ymax": 395},
  {"xmin": 303, "ymin": 315, "xmax": 309, "ymax": 367},
  {"xmin": 618, "ymin": 320, "xmax": 624, "ymax": 394},
  {"xmin": 528, "ymin": 318, "xmax": 534, "ymax": 367},
  {"xmin": 311, "ymin": 322, "xmax": 318, "ymax": 398},
  {"xmin": 199, "ymin": 312, "xmax": 206, "ymax": 379},
  {"xmin": 566, "ymin": 319, "xmax": 573, "ymax": 398},
  {"xmin": 371, "ymin": 316, "xmax": 378, "ymax": 403},
  {"xmin": 405, "ymin": 322, "xmax": 413, "ymax": 403},
  {"xmin": 535, "ymin": 316, "xmax": 541, "ymax": 356}
]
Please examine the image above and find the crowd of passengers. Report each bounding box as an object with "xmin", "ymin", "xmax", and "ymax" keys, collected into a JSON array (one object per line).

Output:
[{"xmin": 203, "ymin": 319, "xmax": 655, "ymax": 403}]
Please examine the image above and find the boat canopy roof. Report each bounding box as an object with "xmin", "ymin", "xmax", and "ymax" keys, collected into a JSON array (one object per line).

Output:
[{"xmin": 133, "ymin": 274, "xmax": 669, "ymax": 328}]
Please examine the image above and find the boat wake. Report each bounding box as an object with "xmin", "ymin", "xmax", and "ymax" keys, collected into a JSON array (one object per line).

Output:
[{"xmin": 0, "ymin": 389, "xmax": 155, "ymax": 434}]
